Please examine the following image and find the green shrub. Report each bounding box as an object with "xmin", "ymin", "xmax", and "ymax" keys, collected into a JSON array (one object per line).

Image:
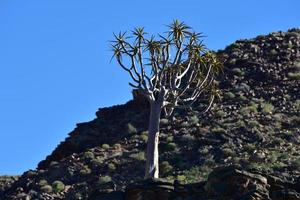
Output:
[
  {"xmin": 287, "ymin": 72, "xmax": 300, "ymax": 80},
  {"xmin": 129, "ymin": 152, "xmax": 145, "ymax": 161},
  {"xmin": 83, "ymin": 151, "xmax": 94, "ymax": 160},
  {"xmin": 176, "ymin": 175, "xmax": 187, "ymax": 183},
  {"xmin": 244, "ymin": 143, "xmax": 256, "ymax": 152},
  {"xmin": 127, "ymin": 123, "xmax": 137, "ymax": 134},
  {"xmin": 181, "ymin": 166, "xmax": 211, "ymax": 183},
  {"xmin": 181, "ymin": 134, "xmax": 196, "ymax": 142},
  {"xmin": 172, "ymin": 154, "xmax": 185, "ymax": 168},
  {"xmin": 198, "ymin": 147, "xmax": 209, "ymax": 155},
  {"xmin": 222, "ymin": 148, "xmax": 235, "ymax": 157},
  {"xmin": 98, "ymin": 175, "xmax": 112, "ymax": 184},
  {"xmin": 295, "ymin": 60, "xmax": 300, "ymax": 69},
  {"xmin": 102, "ymin": 144, "xmax": 110, "ymax": 149},
  {"xmin": 160, "ymin": 161, "xmax": 173, "ymax": 175},
  {"xmin": 231, "ymin": 68, "xmax": 244, "ymax": 76},
  {"xmin": 160, "ymin": 118, "xmax": 169, "ymax": 125},
  {"xmin": 294, "ymin": 99, "xmax": 300, "ymax": 110},
  {"xmin": 270, "ymin": 49, "xmax": 277, "ymax": 55},
  {"xmin": 188, "ymin": 115, "xmax": 199, "ymax": 125},
  {"xmin": 291, "ymin": 158, "xmax": 300, "ymax": 170},
  {"xmin": 165, "ymin": 142, "xmax": 177, "ymax": 151},
  {"xmin": 140, "ymin": 132, "xmax": 148, "ymax": 143},
  {"xmin": 108, "ymin": 163, "xmax": 116, "ymax": 171},
  {"xmin": 79, "ymin": 165, "xmax": 91, "ymax": 175},
  {"xmin": 248, "ymin": 120, "xmax": 260, "ymax": 128},
  {"xmin": 240, "ymin": 104, "xmax": 258, "ymax": 115},
  {"xmin": 235, "ymin": 83, "xmax": 250, "ymax": 92},
  {"xmin": 224, "ymin": 92, "xmax": 235, "ymax": 100},
  {"xmin": 52, "ymin": 181, "xmax": 65, "ymax": 193},
  {"xmin": 38, "ymin": 179, "xmax": 48, "ymax": 187},
  {"xmin": 166, "ymin": 136, "xmax": 174, "ymax": 142},
  {"xmin": 211, "ymin": 127, "xmax": 226, "ymax": 134},
  {"xmin": 215, "ymin": 110, "xmax": 225, "ymax": 118},
  {"xmin": 261, "ymin": 102, "xmax": 274, "ymax": 114},
  {"xmin": 92, "ymin": 157, "xmax": 104, "ymax": 166},
  {"xmin": 113, "ymin": 143, "xmax": 121, "ymax": 149},
  {"xmin": 236, "ymin": 95, "xmax": 247, "ymax": 101},
  {"xmin": 40, "ymin": 185, "xmax": 53, "ymax": 193}
]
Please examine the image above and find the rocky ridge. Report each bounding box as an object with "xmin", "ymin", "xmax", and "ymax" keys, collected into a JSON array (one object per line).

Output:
[{"xmin": 1, "ymin": 28, "xmax": 300, "ymax": 199}]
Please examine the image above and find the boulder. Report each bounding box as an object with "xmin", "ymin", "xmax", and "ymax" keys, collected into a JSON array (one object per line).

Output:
[{"xmin": 204, "ymin": 165, "xmax": 270, "ymax": 200}]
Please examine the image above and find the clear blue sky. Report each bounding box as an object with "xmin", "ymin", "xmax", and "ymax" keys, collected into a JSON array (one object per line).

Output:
[{"xmin": 0, "ymin": 0, "xmax": 299, "ymax": 175}]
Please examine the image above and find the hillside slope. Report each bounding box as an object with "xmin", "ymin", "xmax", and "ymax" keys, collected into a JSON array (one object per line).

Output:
[{"xmin": 2, "ymin": 28, "xmax": 300, "ymax": 200}]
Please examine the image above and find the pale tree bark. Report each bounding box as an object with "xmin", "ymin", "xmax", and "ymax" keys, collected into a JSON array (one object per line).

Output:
[{"xmin": 145, "ymin": 101, "xmax": 162, "ymax": 178}]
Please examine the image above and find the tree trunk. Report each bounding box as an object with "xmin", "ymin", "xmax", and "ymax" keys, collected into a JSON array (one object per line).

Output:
[{"xmin": 145, "ymin": 101, "xmax": 162, "ymax": 179}]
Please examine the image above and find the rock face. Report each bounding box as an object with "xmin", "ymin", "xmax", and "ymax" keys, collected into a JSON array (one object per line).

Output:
[
  {"xmin": 204, "ymin": 166, "xmax": 270, "ymax": 199},
  {"xmin": 0, "ymin": 176, "xmax": 19, "ymax": 199},
  {"xmin": 2, "ymin": 28, "xmax": 300, "ymax": 199},
  {"xmin": 88, "ymin": 166, "xmax": 300, "ymax": 200}
]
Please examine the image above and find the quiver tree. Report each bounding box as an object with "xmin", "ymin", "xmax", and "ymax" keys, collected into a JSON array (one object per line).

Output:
[{"xmin": 111, "ymin": 20, "xmax": 222, "ymax": 179}]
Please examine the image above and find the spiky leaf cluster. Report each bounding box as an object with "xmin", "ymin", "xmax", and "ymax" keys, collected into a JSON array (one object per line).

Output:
[{"xmin": 111, "ymin": 20, "xmax": 222, "ymax": 116}]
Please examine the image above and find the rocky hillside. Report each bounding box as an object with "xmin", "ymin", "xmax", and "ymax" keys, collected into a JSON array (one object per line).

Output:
[{"xmin": 1, "ymin": 28, "xmax": 300, "ymax": 200}]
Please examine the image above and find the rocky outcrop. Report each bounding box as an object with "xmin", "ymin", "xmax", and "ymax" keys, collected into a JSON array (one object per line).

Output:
[
  {"xmin": 0, "ymin": 176, "xmax": 19, "ymax": 199},
  {"xmin": 2, "ymin": 28, "xmax": 300, "ymax": 199},
  {"xmin": 88, "ymin": 166, "xmax": 300, "ymax": 200}
]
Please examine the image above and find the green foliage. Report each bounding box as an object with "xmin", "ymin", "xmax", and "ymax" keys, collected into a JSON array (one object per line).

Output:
[
  {"xmin": 240, "ymin": 103, "xmax": 258, "ymax": 115},
  {"xmin": 292, "ymin": 158, "xmax": 300, "ymax": 170},
  {"xmin": 113, "ymin": 143, "xmax": 122, "ymax": 149},
  {"xmin": 91, "ymin": 157, "xmax": 104, "ymax": 166},
  {"xmin": 231, "ymin": 68, "xmax": 244, "ymax": 76},
  {"xmin": 52, "ymin": 180, "xmax": 65, "ymax": 193},
  {"xmin": 261, "ymin": 102, "xmax": 274, "ymax": 114},
  {"xmin": 79, "ymin": 165, "xmax": 92, "ymax": 175},
  {"xmin": 294, "ymin": 99, "xmax": 300, "ymax": 110},
  {"xmin": 83, "ymin": 151, "xmax": 94, "ymax": 160},
  {"xmin": 224, "ymin": 91, "xmax": 235, "ymax": 100},
  {"xmin": 180, "ymin": 166, "xmax": 211, "ymax": 183},
  {"xmin": 236, "ymin": 94, "xmax": 247, "ymax": 101},
  {"xmin": 270, "ymin": 49, "xmax": 277, "ymax": 55},
  {"xmin": 188, "ymin": 115, "xmax": 199, "ymax": 125},
  {"xmin": 140, "ymin": 132, "xmax": 148, "ymax": 143},
  {"xmin": 180, "ymin": 134, "xmax": 196, "ymax": 142},
  {"xmin": 38, "ymin": 179, "xmax": 48, "ymax": 187},
  {"xmin": 108, "ymin": 163, "xmax": 116, "ymax": 171},
  {"xmin": 215, "ymin": 110, "xmax": 226, "ymax": 118},
  {"xmin": 40, "ymin": 185, "xmax": 53, "ymax": 193},
  {"xmin": 248, "ymin": 120, "xmax": 260, "ymax": 128},
  {"xmin": 129, "ymin": 152, "xmax": 146, "ymax": 161},
  {"xmin": 295, "ymin": 60, "xmax": 300, "ymax": 69},
  {"xmin": 211, "ymin": 127, "xmax": 226, "ymax": 134},
  {"xmin": 126, "ymin": 123, "xmax": 137, "ymax": 134},
  {"xmin": 98, "ymin": 175, "xmax": 112, "ymax": 184},
  {"xmin": 166, "ymin": 136, "xmax": 174, "ymax": 142},
  {"xmin": 222, "ymin": 148, "xmax": 235, "ymax": 157},
  {"xmin": 160, "ymin": 118, "xmax": 169, "ymax": 125},
  {"xmin": 198, "ymin": 147, "xmax": 210, "ymax": 155},
  {"xmin": 244, "ymin": 143, "xmax": 256, "ymax": 152},
  {"xmin": 160, "ymin": 161, "xmax": 173, "ymax": 175},
  {"xmin": 165, "ymin": 142, "xmax": 177, "ymax": 151},
  {"xmin": 101, "ymin": 144, "xmax": 110, "ymax": 150},
  {"xmin": 287, "ymin": 72, "xmax": 300, "ymax": 80}
]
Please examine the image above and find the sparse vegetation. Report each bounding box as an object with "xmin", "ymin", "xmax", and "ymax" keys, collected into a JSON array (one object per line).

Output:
[
  {"xmin": 129, "ymin": 152, "xmax": 146, "ymax": 161},
  {"xmin": 98, "ymin": 175, "xmax": 112, "ymax": 185},
  {"xmin": 101, "ymin": 144, "xmax": 110, "ymax": 150},
  {"xmin": 52, "ymin": 181, "xmax": 65, "ymax": 193},
  {"xmin": 126, "ymin": 123, "xmax": 137, "ymax": 134},
  {"xmin": 40, "ymin": 185, "xmax": 53, "ymax": 193}
]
